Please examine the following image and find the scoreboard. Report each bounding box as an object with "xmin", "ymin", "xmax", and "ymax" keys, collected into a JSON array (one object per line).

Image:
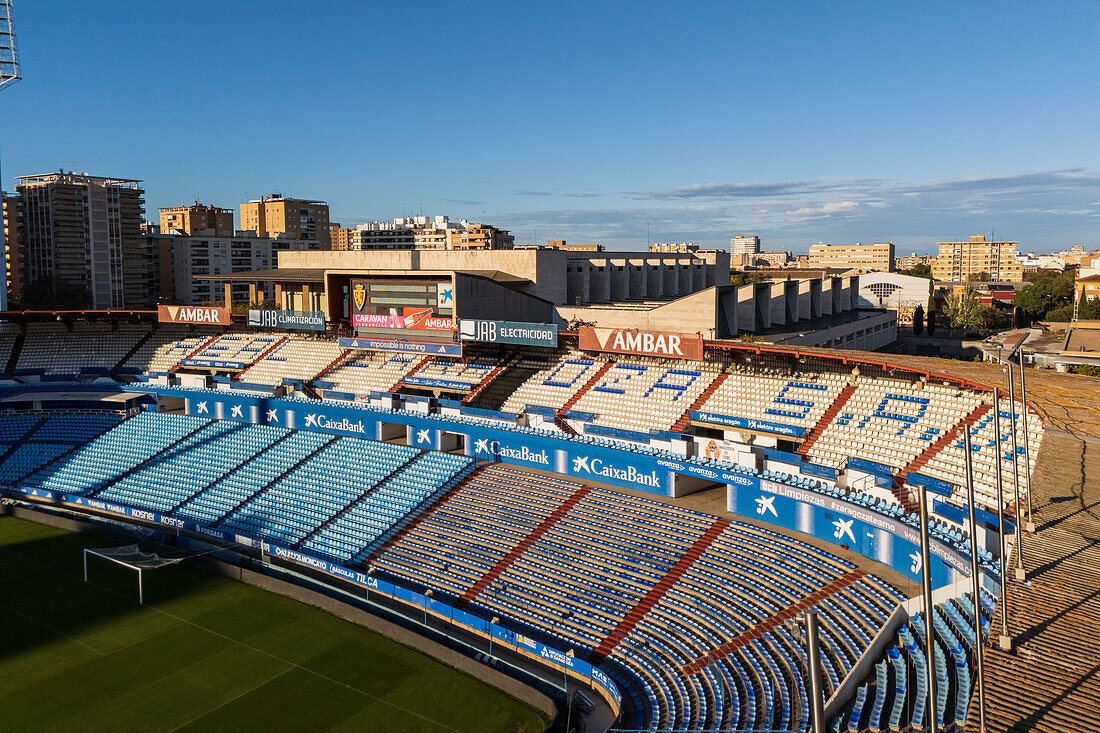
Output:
[{"xmin": 349, "ymin": 278, "xmax": 455, "ymax": 340}]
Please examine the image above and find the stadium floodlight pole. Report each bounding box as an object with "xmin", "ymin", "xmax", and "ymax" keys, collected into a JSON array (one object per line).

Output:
[
  {"xmin": 917, "ymin": 482, "xmax": 939, "ymax": 733},
  {"xmin": 803, "ymin": 609, "xmax": 826, "ymax": 733},
  {"xmin": 489, "ymin": 616, "xmax": 499, "ymax": 658},
  {"xmin": 1006, "ymin": 364, "xmax": 1026, "ymax": 582},
  {"xmin": 964, "ymin": 426, "xmax": 988, "ymax": 733},
  {"xmin": 423, "ymin": 588, "xmax": 433, "ymax": 628},
  {"xmin": 993, "ymin": 389, "xmax": 1011, "ymax": 652},
  {"xmin": 1018, "ymin": 354, "xmax": 1035, "ymax": 532},
  {"xmin": 565, "ymin": 648, "xmax": 575, "ymax": 733}
]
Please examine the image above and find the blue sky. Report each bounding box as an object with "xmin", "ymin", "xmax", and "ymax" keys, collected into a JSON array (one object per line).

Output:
[{"xmin": 3, "ymin": 1, "xmax": 1099, "ymax": 253}]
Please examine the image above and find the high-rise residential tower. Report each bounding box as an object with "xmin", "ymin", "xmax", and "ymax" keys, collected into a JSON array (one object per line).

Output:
[{"xmin": 13, "ymin": 171, "xmax": 148, "ymax": 308}]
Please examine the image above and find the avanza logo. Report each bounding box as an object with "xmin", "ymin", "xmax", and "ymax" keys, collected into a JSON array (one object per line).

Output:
[
  {"xmin": 571, "ymin": 455, "xmax": 661, "ymax": 488},
  {"xmin": 303, "ymin": 413, "xmax": 366, "ymax": 433}
]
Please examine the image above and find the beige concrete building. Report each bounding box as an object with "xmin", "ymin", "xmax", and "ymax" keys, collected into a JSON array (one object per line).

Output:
[
  {"xmin": 14, "ymin": 171, "xmax": 149, "ymax": 308},
  {"xmin": 808, "ymin": 241, "xmax": 894, "ymax": 271},
  {"xmin": 241, "ymin": 194, "xmax": 331, "ymax": 248},
  {"xmin": 649, "ymin": 243, "xmax": 698, "ymax": 253},
  {"xmin": 933, "ymin": 235, "xmax": 1022, "ymax": 282},
  {"xmin": 159, "ymin": 202, "xmax": 234, "ymax": 237},
  {"xmin": 730, "ymin": 234, "xmax": 760, "ymax": 257},
  {"xmin": 330, "ymin": 223, "xmax": 353, "ymax": 251}
]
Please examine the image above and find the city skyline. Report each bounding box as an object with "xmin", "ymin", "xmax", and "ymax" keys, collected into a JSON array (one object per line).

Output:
[{"xmin": 3, "ymin": 1, "xmax": 1099, "ymax": 253}]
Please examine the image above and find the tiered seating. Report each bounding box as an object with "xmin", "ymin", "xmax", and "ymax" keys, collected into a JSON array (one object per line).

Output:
[
  {"xmin": 405, "ymin": 352, "xmax": 503, "ymax": 392},
  {"xmin": 569, "ymin": 360, "xmax": 721, "ymax": 434},
  {"xmin": 175, "ymin": 428, "xmax": 325, "ymax": 524},
  {"xmin": 121, "ymin": 326, "xmax": 196, "ymax": 373},
  {"xmin": 301, "ymin": 451, "xmax": 473, "ymax": 563},
  {"xmin": 323, "ymin": 351, "xmax": 424, "ymax": 394},
  {"xmin": 24, "ymin": 412, "xmax": 209, "ymax": 495},
  {"xmin": 836, "ymin": 591, "xmax": 993, "ymax": 733},
  {"xmin": 371, "ymin": 466, "xmax": 905, "ymax": 732},
  {"xmin": 219, "ymin": 437, "xmax": 418, "ymax": 545},
  {"xmin": 0, "ymin": 415, "xmax": 121, "ymax": 485},
  {"xmin": 807, "ymin": 378, "xmax": 984, "ymax": 470},
  {"xmin": 96, "ymin": 421, "xmax": 258, "ymax": 512},
  {"xmin": 0, "ymin": 322, "xmax": 20, "ymax": 370},
  {"xmin": 15, "ymin": 323, "xmax": 150, "ymax": 375},
  {"xmin": 499, "ymin": 351, "xmax": 606, "ymax": 413},
  {"xmin": 921, "ymin": 401, "xmax": 1043, "ymax": 512},
  {"xmin": 372, "ymin": 466, "xmax": 578, "ymax": 597},
  {"xmin": 237, "ymin": 337, "xmax": 347, "ymax": 385},
  {"xmin": 695, "ymin": 370, "xmax": 848, "ymax": 433},
  {"xmin": 185, "ymin": 333, "xmax": 280, "ymax": 367}
]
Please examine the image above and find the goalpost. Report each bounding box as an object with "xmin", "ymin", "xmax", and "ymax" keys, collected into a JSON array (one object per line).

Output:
[{"xmin": 82, "ymin": 545, "xmax": 184, "ymax": 604}]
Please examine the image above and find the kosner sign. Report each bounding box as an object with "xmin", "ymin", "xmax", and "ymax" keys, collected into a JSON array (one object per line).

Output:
[{"xmin": 578, "ymin": 327, "xmax": 704, "ymax": 360}]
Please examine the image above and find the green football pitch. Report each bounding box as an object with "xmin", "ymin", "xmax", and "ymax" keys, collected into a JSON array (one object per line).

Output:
[{"xmin": 0, "ymin": 515, "xmax": 549, "ymax": 733}]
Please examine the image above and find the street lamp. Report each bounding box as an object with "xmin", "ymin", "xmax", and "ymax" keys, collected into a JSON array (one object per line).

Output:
[
  {"xmin": 423, "ymin": 588, "xmax": 433, "ymax": 627},
  {"xmin": 565, "ymin": 648, "xmax": 575, "ymax": 733},
  {"xmin": 489, "ymin": 616, "xmax": 500, "ymax": 658},
  {"xmin": 366, "ymin": 566, "xmax": 374, "ymax": 603}
]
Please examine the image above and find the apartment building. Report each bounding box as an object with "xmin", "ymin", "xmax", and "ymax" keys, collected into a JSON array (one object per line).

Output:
[
  {"xmin": 933, "ymin": 235, "xmax": 1023, "ymax": 282},
  {"xmin": 13, "ymin": 171, "xmax": 148, "ymax": 308},
  {"xmin": 730, "ymin": 234, "xmax": 760, "ymax": 257},
  {"xmin": 330, "ymin": 223, "xmax": 353, "ymax": 250},
  {"xmin": 240, "ymin": 194, "xmax": 331, "ymax": 248},
  {"xmin": 895, "ymin": 253, "xmax": 934, "ymax": 271},
  {"xmin": 159, "ymin": 202, "xmax": 234, "ymax": 237},
  {"xmin": 649, "ymin": 242, "xmax": 698, "ymax": 253},
  {"xmin": 348, "ymin": 215, "xmax": 513, "ymax": 250},
  {"xmin": 157, "ymin": 233, "xmax": 321, "ymax": 305},
  {"xmin": 2, "ymin": 194, "xmax": 21, "ymax": 303},
  {"xmin": 808, "ymin": 241, "xmax": 894, "ymax": 271}
]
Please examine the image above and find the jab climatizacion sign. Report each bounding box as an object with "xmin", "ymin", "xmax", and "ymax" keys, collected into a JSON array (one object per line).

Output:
[{"xmin": 247, "ymin": 309, "xmax": 325, "ymax": 331}]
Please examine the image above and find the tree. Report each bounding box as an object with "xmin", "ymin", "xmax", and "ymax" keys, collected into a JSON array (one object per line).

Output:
[
  {"xmin": 566, "ymin": 317, "xmax": 596, "ymax": 332},
  {"xmin": 1016, "ymin": 270, "xmax": 1074, "ymax": 323},
  {"xmin": 927, "ymin": 306, "xmax": 937, "ymax": 335},
  {"xmin": 730, "ymin": 271, "xmax": 766, "ymax": 287},
  {"xmin": 941, "ymin": 288, "xmax": 1000, "ymax": 331},
  {"xmin": 967, "ymin": 270, "xmax": 991, "ymax": 283},
  {"xmin": 912, "ymin": 305, "xmax": 925, "ymax": 335},
  {"xmin": 898, "ymin": 263, "xmax": 932, "ymax": 279}
]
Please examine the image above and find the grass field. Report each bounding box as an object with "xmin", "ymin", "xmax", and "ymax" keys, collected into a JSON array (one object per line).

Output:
[{"xmin": 0, "ymin": 515, "xmax": 549, "ymax": 733}]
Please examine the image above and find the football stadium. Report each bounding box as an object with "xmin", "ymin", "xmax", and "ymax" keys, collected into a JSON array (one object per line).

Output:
[{"xmin": 1, "ymin": 300, "xmax": 1096, "ymax": 733}]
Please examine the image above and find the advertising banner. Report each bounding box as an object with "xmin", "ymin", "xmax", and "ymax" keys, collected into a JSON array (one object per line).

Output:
[
  {"xmin": 247, "ymin": 309, "xmax": 325, "ymax": 331},
  {"xmin": 403, "ymin": 376, "xmax": 474, "ymax": 391},
  {"xmin": 157, "ymin": 304, "xmax": 231, "ymax": 325},
  {"xmin": 727, "ymin": 481, "xmax": 969, "ymax": 587},
  {"xmin": 906, "ymin": 471, "xmax": 954, "ymax": 497},
  {"xmin": 180, "ymin": 358, "xmax": 247, "ymax": 370},
  {"xmin": 339, "ymin": 337, "xmax": 462, "ymax": 356},
  {"xmin": 458, "ymin": 319, "xmax": 558, "ymax": 348},
  {"xmin": 352, "ymin": 310, "xmax": 454, "ymax": 331},
  {"xmin": 578, "ymin": 326, "xmax": 704, "ymax": 360},
  {"xmin": 690, "ymin": 410, "xmax": 807, "ymax": 438}
]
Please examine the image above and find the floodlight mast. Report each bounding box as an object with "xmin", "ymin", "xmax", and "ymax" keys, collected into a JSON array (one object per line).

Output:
[{"xmin": 0, "ymin": 0, "xmax": 18, "ymax": 312}]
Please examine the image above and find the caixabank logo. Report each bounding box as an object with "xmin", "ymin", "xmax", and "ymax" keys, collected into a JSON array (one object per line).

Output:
[
  {"xmin": 302, "ymin": 413, "xmax": 366, "ymax": 434},
  {"xmin": 473, "ymin": 437, "xmax": 551, "ymax": 465},
  {"xmin": 570, "ymin": 455, "xmax": 661, "ymax": 488}
]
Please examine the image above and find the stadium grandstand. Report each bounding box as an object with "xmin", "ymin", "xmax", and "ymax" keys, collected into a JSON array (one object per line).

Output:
[{"xmin": 0, "ymin": 309, "xmax": 1096, "ymax": 733}]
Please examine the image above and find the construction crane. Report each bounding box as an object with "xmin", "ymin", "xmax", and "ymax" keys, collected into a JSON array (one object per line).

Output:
[{"xmin": 0, "ymin": 0, "xmax": 18, "ymax": 310}]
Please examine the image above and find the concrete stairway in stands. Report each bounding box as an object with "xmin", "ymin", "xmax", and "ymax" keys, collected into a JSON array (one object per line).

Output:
[
  {"xmin": 671, "ymin": 372, "xmax": 728, "ymax": 433},
  {"xmin": 796, "ymin": 383, "xmax": 856, "ymax": 456},
  {"xmin": 458, "ymin": 484, "xmax": 592, "ymax": 605},
  {"xmin": 588, "ymin": 517, "xmax": 730, "ymax": 663},
  {"xmin": 680, "ymin": 569, "xmax": 865, "ymax": 675}
]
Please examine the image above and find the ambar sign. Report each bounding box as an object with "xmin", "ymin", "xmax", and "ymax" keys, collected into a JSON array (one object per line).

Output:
[
  {"xmin": 158, "ymin": 305, "xmax": 231, "ymax": 325},
  {"xmin": 578, "ymin": 327, "xmax": 703, "ymax": 360}
]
